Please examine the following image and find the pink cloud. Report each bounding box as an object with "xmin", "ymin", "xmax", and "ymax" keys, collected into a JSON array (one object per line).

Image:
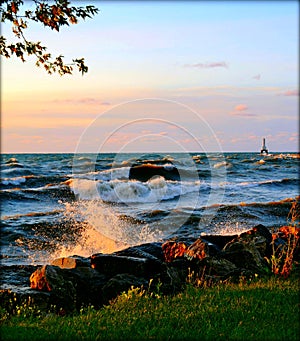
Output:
[
  {"xmin": 234, "ymin": 104, "xmax": 248, "ymax": 111},
  {"xmin": 230, "ymin": 104, "xmax": 256, "ymax": 117},
  {"xmin": 231, "ymin": 112, "xmax": 257, "ymax": 117},
  {"xmin": 184, "ymin": 61, "xmax": 228, "ymax": 69},
  {"xmin": 252, "ymin": 74, "xmax": 261, "ymax": 80},
  {"xmin": 53, "ymin": 98, "xmax": 111, "ymax": 105},
  {"xmin": 279, "ymin": 89, "xmax": 299, "ymax": 96}
]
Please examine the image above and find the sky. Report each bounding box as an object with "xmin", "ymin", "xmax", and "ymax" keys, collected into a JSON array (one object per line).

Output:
[{"xmin": 1, "ymin": 0, "xmax": 299, "ymax": 153}]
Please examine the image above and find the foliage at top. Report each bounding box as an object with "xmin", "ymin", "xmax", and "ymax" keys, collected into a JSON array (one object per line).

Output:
[{"xmin": 0, "ymin": 0, "xmax": 99, "ymax": 75}]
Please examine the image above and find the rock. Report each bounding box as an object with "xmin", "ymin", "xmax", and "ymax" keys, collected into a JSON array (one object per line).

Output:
[
  {"xmin": 225, "ymin": 224, "xmax": 272, "ymax": 252},
  {"xmin": 158, "ymin": 263, "xmax": 187, "ymax": 295},
  {"xmin": 0, "ymin": 288, "xmax": 51, "ymax": 315},
  {"xmin": 222, "ymin": 225, "xmax": 271, "ymax": 273},
  {"xmin": 200, "ymin": 234, "xmax": 238, "ymax": 250},
  {"xmin": 162, "ymin": 238, "xmax": 218, "ymax": 263},
  {"xmin": 162, "ymin": 241, "xmax": 187, "ymax": 262},
  {"xmin": 184, "ymin": 239, "xmax": 209, "ymax": 260},
  {"xmin": 90, "ymin": 254, "xmax": 163, "ymax": 279},
  {"xmin": 102, "ymin": 274, "xmax": 148, "ymax": 304},
  {"xmin": 202, "ymin": 257, "xmax": 238, "ymax": 277},
  {"xmin": 30, "ymin": 265, "xmax": 107, "ymax": 311},
  {"xmin": 129, "ymin": 164, "xmax": 180, "ymax": 182},
  {"xmin": 30, "ymin": 266, "xmax": 53, "ymax": 291},
  {"xmin": 114, "ymin": 242, "xmax": 164, "ymax": 262},
  {"xmin": 51, "ymin": 255, "xmax": 90, "ymax": 269}
]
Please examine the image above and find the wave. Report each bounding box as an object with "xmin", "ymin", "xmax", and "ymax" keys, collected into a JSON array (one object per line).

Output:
[
  {"xmin": 2, "ymin": 157, "xmax": 24, "ymax": 168},
  {"xmin": 2, "ymin": 209, "xmax": 63, "ymax": 221},
  {"xmin": 213, "ymin": 161, "xmax": 232, "ymax": 169},
  {"xmin": 1, "ymin": 167, "xmax": 33, "ymax": 177},
  {"xmin": 258, "ymin": 178, "xmax": 299, "ymax": 187},
  {"xmin": 0, "ymin": 174, "xmax": 41, "ymax": 186},
  {"xmin": 1, "ymin": 176, "xmax": 27, "ymax": 186},
  {"xmin": 216, "ymin": 177, "xmax": 298, "ymax": 190},
  {"xmin": 68, "ymin": 177, "xmax": 201, "ymax": 203}
]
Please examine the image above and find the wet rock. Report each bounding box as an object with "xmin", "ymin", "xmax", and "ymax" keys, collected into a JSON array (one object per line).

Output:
[
  {"xmin": 114, "ymin": 242, "xmax": 164, "ymax": 262},
  {"xmin": 222, "ymin": 225, "xmax": 271, "ymax": 273},
  {"xmin": 202, "ymin": 257, "xmax": 238, "ymax": 277},
  {"xmin": 162, "ymin": 238, "xmax": 219, "ymax": 263},
  {"xmin": 223, "ymin": 238, "xmax": 267, "ymax": 272},
  {"xmin": 200, "ymin": 234, "xmax": 238, "ymax": 250},
  {"xmin": 162, "ymin": 241, "xmax": 187, "ymax": 262},
  {"xmin": 30, "ymin": 265, "xmax": 107, "ymax": 311},
  {"xmin": 102, "ymin": 274, "xmax": 148, "ymax": 304},
  {"xmin": 184, "ymin": 239, "xmax": 209, "ymax": 260},
  {"xmin": 91, "ymin": 254, "xmax": 163, "ymax": 279},
  {"xmin": 129, "ymin": 164, "xmax": 180, "ymax": 182},
  {"xmin": 158, "ymin": 263, "xmax": 187, "ymax": 295},
  {"xmin": 0, "ymin": 288, "xmax": 51, "ymax": 315},
  {"xmin": 51, "ymin": 255, "xmax": 90, "ymax": 269}
]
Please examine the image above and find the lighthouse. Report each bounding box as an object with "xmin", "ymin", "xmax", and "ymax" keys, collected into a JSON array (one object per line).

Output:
[{"xmin": 260, "ymin": 138, "xmax": 268, "ymax": 155}]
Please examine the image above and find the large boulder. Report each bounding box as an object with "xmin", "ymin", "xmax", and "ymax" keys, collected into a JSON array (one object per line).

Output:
[
  {"xmin": 129, "ymin": 164, "xmax": 180, "ymax": 182},
  {"xmin": 102, "ymin": 274, "xmax": 148, "ymax": 304},
  {"xmin": 90, "ymin": 254, "xmax": 163, "ymax": 279},
  {"xmin": 114, "ymin": 242, "xmax": 164, "ymax": 262},
  {"xmin": 221, "ymin": 225, "xmax": 272, "ymax": 273},
  {"xmin": 0, "ymin": 287, "xmax": 51, "ymax": 316},
  {"xmin": 30, "ymin": 265, "xmax": 107, "ymax": 312}
]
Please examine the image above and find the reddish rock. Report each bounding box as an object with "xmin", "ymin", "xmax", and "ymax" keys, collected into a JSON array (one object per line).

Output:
[
  {"xmin": 162, "ymin": 239, "xmax": 210, "ymax": 262},
  {"xmin": 185, "ymin": 239, "xmax": 208, "ymax": 260},
  {"xmin": 162, "ymin": 241, "xmax": 187, "ymax": 262},
  {"xmin": 51, "ymin": 256, "xmax": 90, "ymax": 269},
  {"xmin": 30, "ymin": 266, "xmax": 52, "ymax": 291}
]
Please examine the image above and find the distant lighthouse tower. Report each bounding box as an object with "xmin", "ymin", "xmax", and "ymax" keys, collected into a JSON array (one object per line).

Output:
[{"xmin": 260, "ymin": 138, "xmax": 268, "ymax": 155}]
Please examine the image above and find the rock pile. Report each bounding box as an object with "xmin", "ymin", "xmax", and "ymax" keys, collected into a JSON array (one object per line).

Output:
[{"xmin": 1, "ymin": 224, "xmax": 299, "ymax": 314}]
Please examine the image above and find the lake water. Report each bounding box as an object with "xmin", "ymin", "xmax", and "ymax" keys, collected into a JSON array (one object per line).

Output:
[{"xmin": 1, "ymin": 152, "xmax": 299, "ymax": 266}]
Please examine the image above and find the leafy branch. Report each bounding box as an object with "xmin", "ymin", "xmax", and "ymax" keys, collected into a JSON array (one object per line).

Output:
[{"xmin": 0, "ymin": 0, "xmax": 99, "ymax": 75}]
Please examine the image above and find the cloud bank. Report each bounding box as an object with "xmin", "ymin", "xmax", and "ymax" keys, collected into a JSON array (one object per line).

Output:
[
  {"xmin": 278, "ymin": 89, "xmax": 299, "ymax": 96},
  {"xmin": 184, "ymin": 61, "xmax": 228, "ymax": 69}
]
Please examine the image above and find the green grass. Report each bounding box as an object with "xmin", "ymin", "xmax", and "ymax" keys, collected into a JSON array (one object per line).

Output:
[{"xmin": 1, "ymin": 275, "xmax": 299, "ymax": 341}]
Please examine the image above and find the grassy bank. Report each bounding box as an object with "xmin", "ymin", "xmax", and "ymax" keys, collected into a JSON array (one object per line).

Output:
[{"xmin": 1, "ymin": 274, "xmax": 299, "ymax": 341}]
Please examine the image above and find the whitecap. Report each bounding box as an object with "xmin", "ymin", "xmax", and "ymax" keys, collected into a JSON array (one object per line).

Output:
[{"xmin": 1, "ymin": 176, "xmax": 26, "ymax": 185}]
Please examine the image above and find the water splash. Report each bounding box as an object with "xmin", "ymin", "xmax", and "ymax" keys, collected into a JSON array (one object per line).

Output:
[{"xmin": 51, "ymin": 199, "xmax": 164, "ymax": 261}]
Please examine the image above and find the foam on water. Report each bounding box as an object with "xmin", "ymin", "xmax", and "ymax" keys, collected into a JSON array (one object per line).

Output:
[
  {"xmin": 201, "ymin": 221, "xmax": 250, "ymax": 236},
  {"xmin": 68, "ymin": 177, "xmax": 200, "ymax": 203},
  {"xmin": 213, "ymin": 161, "xmax": 232, "ymax": 169},
  {"xmin": 1, "ymin": 176, "xmax": 27, "ymax": 185}
]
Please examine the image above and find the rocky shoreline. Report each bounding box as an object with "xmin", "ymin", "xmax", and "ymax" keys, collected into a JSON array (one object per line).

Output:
[{"xmin": 1, "ymin": 224, "xmax": 299, "ymax": 315}]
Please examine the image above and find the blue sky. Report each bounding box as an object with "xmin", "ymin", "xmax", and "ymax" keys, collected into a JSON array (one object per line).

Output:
[{"xmin": 2, "ymin": 0, "xmax": 299, "ymax": 153}]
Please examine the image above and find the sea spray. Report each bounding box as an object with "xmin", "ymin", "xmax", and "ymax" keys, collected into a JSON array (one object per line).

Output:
[{"xmin": 51, "ymin": 199, "xmax": 165, "ymax": 261}]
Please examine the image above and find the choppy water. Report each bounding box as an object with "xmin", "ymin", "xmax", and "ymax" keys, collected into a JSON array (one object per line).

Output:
[{"xmin": 1, "ymin": 152, "xmax": 299, "ymax": 266}]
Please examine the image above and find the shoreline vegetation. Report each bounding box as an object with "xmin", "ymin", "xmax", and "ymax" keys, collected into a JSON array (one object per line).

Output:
[
  {"xmin": 1, "ymin": 201, "xmax": 299, "ymax": 340},
  {"xmin": 1, "ymin": 273, "xmax": 299, "ymax": 340}
]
